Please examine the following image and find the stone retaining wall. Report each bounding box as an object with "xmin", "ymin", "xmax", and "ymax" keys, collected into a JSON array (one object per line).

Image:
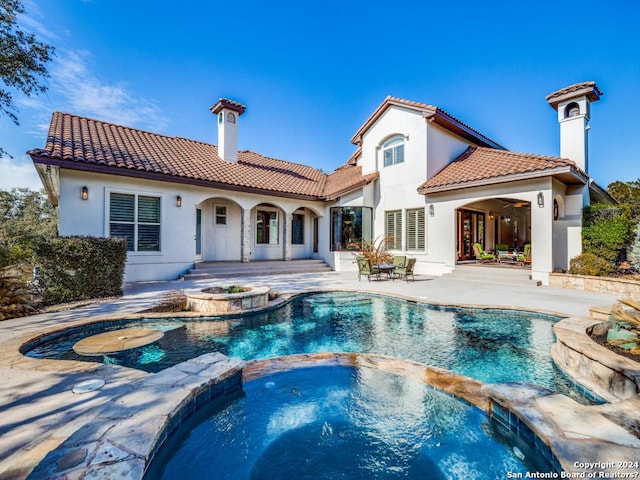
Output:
[
  {"xmin": 549, "ymin": 273, "xmax": 640, "ymax": 297},
  {"xmin": 552, "ymin": 317, "xmax": 640, "ymax": 402}
]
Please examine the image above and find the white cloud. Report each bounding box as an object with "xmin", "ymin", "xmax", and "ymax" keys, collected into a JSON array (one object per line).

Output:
[
  {"xmin": 1, "ymin": 156, "xmax": 43, "ymax": 191},
  {"xmin": 48, "ymin": 49, "xmax": 168, "ymax": 131}
]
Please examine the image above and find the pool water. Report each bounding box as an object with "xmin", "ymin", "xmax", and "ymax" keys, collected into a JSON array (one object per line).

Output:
[
  {"xmin": 145, "ymin": 366, "xmax": 555, "ymax": 479},
  {"xmin": 24, "ymin": 292, "xmax": 583, "ymax": 400}
]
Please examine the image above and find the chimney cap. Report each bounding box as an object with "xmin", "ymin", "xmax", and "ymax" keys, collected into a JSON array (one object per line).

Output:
[
  {"xmin": 210, "ymin": 98, "xmax": 246, "ymax": 115},
  {"xmin": 545, "ymin": 81, "xmax": 602, "ymax": 111}
]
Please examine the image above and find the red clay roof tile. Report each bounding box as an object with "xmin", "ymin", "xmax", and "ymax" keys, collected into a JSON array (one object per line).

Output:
[
  {"xmin": 29, "ymin": 112, "xmax": 375, "ymax": 200},
  {"xmin": 418, "ymin": 146, "xmax": 587, "ymax": 193}
]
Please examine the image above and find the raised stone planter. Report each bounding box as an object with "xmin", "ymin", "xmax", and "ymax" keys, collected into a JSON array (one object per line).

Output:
[
  {"xmin": 185, "ymin": 286, "xmax": 270, "ymax": 314},
  {"xmin": 552, "ymin": 316, "xmax": 640, "ymax": 402},
  {"xmin": 549, "ymin": 273, "xmax": 640, "ymax": 297}
]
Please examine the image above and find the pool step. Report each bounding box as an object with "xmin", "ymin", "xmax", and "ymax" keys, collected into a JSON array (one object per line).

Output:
[
  {"xmin": 446, "ymin": 264, "xmax": 541, "ymax": 287},
  {"xmin": 181, "ymin": 258, "xmax": 332, "ymax": 280}
]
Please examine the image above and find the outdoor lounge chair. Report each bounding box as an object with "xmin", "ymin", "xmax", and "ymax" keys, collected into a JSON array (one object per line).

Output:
[
  {"xmin": 356, "ymin": 256, "xmax": 380, "ymax": 282},
  {"xmin": 472, "ymin": 243, "xmax": 495, "ymax": 263},
  {"xmin": 394, "ymin": 257, "xmax": 416, "ymax": 282}
]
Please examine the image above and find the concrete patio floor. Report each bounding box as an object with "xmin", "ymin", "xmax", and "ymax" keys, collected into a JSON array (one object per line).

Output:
[{"xmin": 0, "ymin": 271, "xmax": 623, "ymax": 479}]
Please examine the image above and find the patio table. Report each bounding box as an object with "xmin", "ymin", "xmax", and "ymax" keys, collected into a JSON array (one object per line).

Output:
[
  {"xmin": 497, "ymin": 250, "xmax": 520, "ymax": 263},
  {"xmin": 376, "ymin": 263, "xmax": 395, "ymax": 280}
]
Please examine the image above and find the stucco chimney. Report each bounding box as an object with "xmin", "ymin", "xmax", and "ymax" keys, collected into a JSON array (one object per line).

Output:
[
  {"xmin": 210, "ymin": 98, "xmax": 246, "ymax": 163},
  {"xmin": 545, "ymin": 81, "xmax": 602, "ymax": 173}
]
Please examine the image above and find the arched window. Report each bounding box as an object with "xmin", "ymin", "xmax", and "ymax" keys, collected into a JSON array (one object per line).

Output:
[
  {"xmin": 553, "ymin": 199, "xmax": 559, "ymax": 221},
  {"xmin": 565, "ymin": 102, "xmax": 580, "ymax": 118},
  {"xmin": 226, "ymin": 112, "xmax": 236, "ymax": 124},
  {"xmin": 382, "ymin": 136, "xmax": 405, "ymax": 167}
]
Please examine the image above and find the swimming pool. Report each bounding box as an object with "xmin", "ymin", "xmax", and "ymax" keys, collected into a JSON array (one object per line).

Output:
[
  {"xmin": 23, "ymin": 291, "xmax": 584, "ymax": 400},
  {"xmin": 144, "ymin": 365, "xmax": 555, "ymax": 479}
]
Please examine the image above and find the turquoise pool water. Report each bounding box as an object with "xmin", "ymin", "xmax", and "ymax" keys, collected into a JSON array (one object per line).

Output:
[
  {"xmin": 24, "ymin": 291, "xmax": 583, "ymax": 400},
  {"xmin": 145, "ymin": 365, "xmax": 555, "ymax": 479}
]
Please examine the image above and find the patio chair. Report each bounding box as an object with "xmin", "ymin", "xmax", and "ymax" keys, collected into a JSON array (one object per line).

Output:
[
  {"xmin": 356, "ymin": 256, "xmax": 380, "ymax": 282},
  {"xmin": 518, "ymin": 244, "xmax": 532, "ymax": 266},
  {"xmin": 394, "ymin": 257, "xmax": 416, "ymax": 282},
  {"xmin": 393, "ymin": 255, "xmax": 407, "ymax": 269},
  {"xmin": 495, "ymin": 244, "xmax": 509, "ymax": 256},
  {"xmin": 472, "ymin": 243, "xmax": 495, "ymax": 263}
]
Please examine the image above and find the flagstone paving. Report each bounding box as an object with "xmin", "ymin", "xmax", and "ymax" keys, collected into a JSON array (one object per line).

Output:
[{"xmin": 0, "ymin": 270, "xmax": 636, "ymax": 479}]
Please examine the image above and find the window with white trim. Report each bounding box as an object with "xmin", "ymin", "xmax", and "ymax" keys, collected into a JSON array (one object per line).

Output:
[
  {"xmin": 109, "ymin": 193, "xmax": 160, "ymax": 252},
  {"xmin": 406, "ymin": 208, "xmax": 425, "ymax": 251},
  {"xmin": 382, "ymin": 136, "xmax": 405, "ymax": 167},
  {"xmin": 215, "ymin": 205, "xmax": 227, "ymax": 225},
  {"xmin": 385, "ymin": 210, "xmax": 402, "ymax": 250}
]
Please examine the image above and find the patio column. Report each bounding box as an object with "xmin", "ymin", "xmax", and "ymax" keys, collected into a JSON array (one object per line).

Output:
[
  {"xmin": 283, "ymin": 211, "xmax": 292, "ymax": 261},
  {"xmin": 241, "ymin": 207, "xmax": 251, "ymax": 263}
]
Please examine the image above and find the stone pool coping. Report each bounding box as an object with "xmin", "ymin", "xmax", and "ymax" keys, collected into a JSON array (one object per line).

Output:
[
  {"xmin": 552, "ymin": 316, "xmax": 640, "ymax": 402},
  {"xmin": 1, "ymin": 288, "xmax": 637, "ymax": 478},
  {"xmin": 25, "ymin": 352, "xmax": 640, "ymax": 479}
]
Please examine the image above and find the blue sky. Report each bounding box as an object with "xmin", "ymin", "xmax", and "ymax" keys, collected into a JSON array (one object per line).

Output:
[{"xmin": 2, "ymin": 0, "xmax": 639, "ymax": 191}]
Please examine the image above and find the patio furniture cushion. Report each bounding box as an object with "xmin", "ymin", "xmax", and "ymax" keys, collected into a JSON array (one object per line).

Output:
[
  {"xmin": 472, "ymin": 243, "xmax": 495, "ymax": 262},
  {"xmin": 356, "ymin": 256, "xmax": 380, "ymax": 282},
  {"xmin": 393, "ymin": 255, "xmax": 407, "ymax": 269}
]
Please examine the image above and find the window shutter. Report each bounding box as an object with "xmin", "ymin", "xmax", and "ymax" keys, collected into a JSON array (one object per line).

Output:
[
  {"xmin": 383, "ymin": 149, "xmax": 393, "ymax": 167},
  {"xmin": 395, "ymin": 144, "xmax": 404, "ymax": 164},
  {"xmin": 110, "ymin": 193, "xmax": 134, "ymax": 222},
  {"xmin": 138, "ymin": 196, "xmax": 160, "ymax": 223},
  {"xmin": 407, "ymin": 208, "xmax": 425, "ymax": 251},
  {"xmin": 385, "ymin": 210, "xmax": 402, "ymax": 250}
]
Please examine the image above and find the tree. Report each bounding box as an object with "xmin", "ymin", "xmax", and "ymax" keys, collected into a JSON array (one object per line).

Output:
[
  {"xmin": 608, "ymin": 179, "xmax": 640, "ymax": 220},
  {"xmin": 0, "ymin": 0, "xmax": 55, "ymax": 156},
  {"xmin": 0, "ymin": 187, "xmax": 57, "ymax": 267}
]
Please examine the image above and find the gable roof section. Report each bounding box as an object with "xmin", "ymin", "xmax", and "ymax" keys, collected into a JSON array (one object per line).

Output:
[
  {"xmin": 418, "ymin": 146, "xmax": 589, "ymax": 194},
  {"xmin": 350, "ymin": 96, "xmax": 505, "ymax": 150},
  {"xmin": 28, "ymin": 112, "xmax": 373, "ymax": 201}
]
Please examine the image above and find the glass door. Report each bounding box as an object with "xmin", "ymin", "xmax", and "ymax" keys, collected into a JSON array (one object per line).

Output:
[{"xmin": 195, "ymin": 208, "xmax": 202, "ymax": 259}]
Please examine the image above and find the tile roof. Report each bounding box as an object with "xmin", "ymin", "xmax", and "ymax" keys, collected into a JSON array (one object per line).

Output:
[
  {"xmin": 323, "ymin": 165, "xmax": 378, "ymax": 200},
  {"xmin": 350, "ymin": 96, "xmax": 504, "ymax": 149},
  {"xmin": 546, "ymin": 81, "xmax": 602, "ymax": 110},
  {"xmin": 418, "ymin": 146, "xmax": 588, "ymax": 194},
  {"xmin": 29, "ymin": 112, "xmax": 374, "ymax": 201}
]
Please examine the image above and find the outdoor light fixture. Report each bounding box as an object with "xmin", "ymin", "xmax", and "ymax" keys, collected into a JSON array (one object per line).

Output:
[
  {"xmin": 537, "ymin": 192, "xmax": 544, "ymax": 208},
  {"xmin": 429, "ymin": 204, "xmax": 434, "ymax": 217},
  {"xmin": 81, "ymin": 186, "xmax": 88, "ymax": 200},
  {"xmin": 489, "ymin": 212, "xmax": 494, "ymax": 220},
  {"xmin": 176, "ymin": 195, "xmax": 182, "ymax": 208}
]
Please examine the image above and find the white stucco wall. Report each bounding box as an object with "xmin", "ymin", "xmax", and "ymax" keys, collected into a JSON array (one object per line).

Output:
[
  {"xmin": 426, "ymin": 121, "xmax": 470, "ymax": 180},
  {"xmin": 57, "ymin": 170, "xmax": 325, "ymax": 282}
]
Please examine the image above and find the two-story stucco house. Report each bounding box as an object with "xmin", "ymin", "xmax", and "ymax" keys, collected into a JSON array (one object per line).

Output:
[{"xmin": 29, "ymin": 81, "xmax": 612, "ymax": 285}]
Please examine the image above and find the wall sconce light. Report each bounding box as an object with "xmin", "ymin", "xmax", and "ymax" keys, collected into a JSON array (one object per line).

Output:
[
  {"xmin": 429, "ymin": 204, "xmax": 434, "ymax": 217},
  {"xmin": 81, "ymin": 186, "xmax": 88, "ymax": 200},
  {"xmin": 489, "ymin": 212, "xmax": 494, "ymax": 220},
  {"xmin": 537, "ymin": 192, "xmax": 544, "ymax": 208},
  {"xmin": 176, "ymin": 195, "xmax": 182, "ymax": 208}
]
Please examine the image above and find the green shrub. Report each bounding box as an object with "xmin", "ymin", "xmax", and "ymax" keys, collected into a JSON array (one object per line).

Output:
[
  {"xmin": 35, "ymin": 236, "xmax": 127, "ymax": 305},
  {"xmin": 582, "ymin": 204, "xmax": 633, "ymax": 263},
  {"xmin": 569, "ymin": 253, "xmax": 614, "ymax": 277}
]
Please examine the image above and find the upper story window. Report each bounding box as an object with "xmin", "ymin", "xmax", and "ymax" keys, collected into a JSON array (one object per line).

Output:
[{"xmin": 382, "ymin": 136, "xmax": 405, "ymax": 167}]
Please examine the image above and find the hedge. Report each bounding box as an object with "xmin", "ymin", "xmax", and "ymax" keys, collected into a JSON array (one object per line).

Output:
[{"xmin": 35, "ymin": 236, "xmax": 127, "ymax": 305}]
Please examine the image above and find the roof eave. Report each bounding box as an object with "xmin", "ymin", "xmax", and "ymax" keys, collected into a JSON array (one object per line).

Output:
[
  {"xmin": 429, "ymin": 110, "xmax": 506, "ymax": 150},
  {"xmin": 30, "ymin": 156, "xmax": 323, "ymax": 201},
  {"xmin": 418, "ymin": 166, "xmax": 587, "ymax": 195},
  {"xmin": 322, "ymin": 172, "xmax": 379, "ymax": 202}
]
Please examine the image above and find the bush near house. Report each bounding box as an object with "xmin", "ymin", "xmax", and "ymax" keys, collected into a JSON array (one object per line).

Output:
[
  {"xmin": 35, "ymin": 236, "xmax": 127, "ymax": 305},
  {"xmin": 582, "ymin": 203, "xmax": 633, "ymax": 265},
  {"xmin": 568, "ymin": 253, "xmax": 614, "ymax": 277}
]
